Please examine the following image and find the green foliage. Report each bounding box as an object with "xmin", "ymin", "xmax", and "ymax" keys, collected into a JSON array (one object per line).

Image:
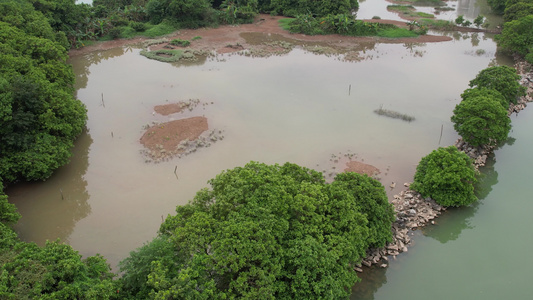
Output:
[
  {"xmin": 487, "ymin": 0, "xmax": 506, "ymax": 14},
  {"xmin": 0, "ymin": 240, "xmax": 117, "ymax": 299},
  {"xmin": 146, "ymin": 0, "xmax": 213, "ymax": 27},
  {"xmin": 142, "ymin": 20, "xmax": 179, "ymax": 38},
  {"xmin": 108, "ymin": 27, "xmax": 122, "ymax": 39},
  {"xmin": 270, "ymin": 0, "xmax": 359, "ymax": 17},
  {"xmin": 504, "ymin": 3, "xmax": 533, "ymax": 22},
  {"xmin": 169, "ymin": 38, "xmax": 190, "ymax": 46},
  {"xmin": 473, "ymin": 15, "xmax": 484, "ymax": 27},
  {"xmin": 130, "ymin": 21, "xmax": 146, "ymax": 32},
  {"xmin": 419, "ymin": 18, "xmax": 455, "ymax": 30},
  {"xmin": 387, "ymin": 5, "xmax": 415, "ymax": 12},
  {"xmin": 378, "ymin": 27, "xmax": 419, "ymax": 38},
  {"xmin": 0, "ymin": 20, "xmax": 87, "ymax": 183},
  {"xmin": 461, "ymin": 88, "xmax": 508, "ymax": 109},
  {"xmin": 411, "ymin": 146, "xmax": 478, "ymax": 207},
  {"xmin": 288, "ymin": 14, "xmax": 406, "ymax": 38},
  {"xmin": 121, "ymin": 162, "xmax": 395, "ymax": 299},
  {"xmin": 221, "ymin": 0, "xmax": 258, "ymax": 24},
  {"xmin": 455, "ymin": 15, "xmax": 465, "ymax": 25},
  {"xmin": 468, "ymin": 66, "xmax": 526, "ymax": 105},
  {"xmin": 451, "ymin": 92, "xmax": 511, "ymax": 147},
  {"xmin": 0, "ymin": 190, "xmax": 20, "ymax": 227},
  {"xmin": 497, "ymin": 15, "xmax": 533, "ymax": 63},
  {"xmin": 119, "ymin": 235, "xmax": 175, "ymax": 299}
]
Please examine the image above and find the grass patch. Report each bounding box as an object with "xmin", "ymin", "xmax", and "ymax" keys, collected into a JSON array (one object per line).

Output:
[
  {"xmin": 374, "ymin": 107, "xmax": 416, "ymax": 122},
  {"xmin": 278, "ymin": 18, "xmax": 293, "ymax": 31},
  {"xmin": 405, "ymin": 0, "xmax": 446, "ymax": 6},
  {"xmin": 192, "ymin": 36, "xmax": 202, "ymax": 41},
  {"xmin": 419, "ymin": 18, "xmax": 455, "ymax": 30},
  {"xmin": 435, "ymin": 6, "xmax": 455, "ymax": 11},
  {"xmin": 377, "ymin": 28, "xmax": 418, "ymax": 38},
  {"xmin": 170, "ymin": 38, "xmax": 191, "ymax": 47},
  {"xmin": 140, "ymin": 49, "xmax": 186, "ymax": 62},
  {"xmin": 143, "ymin": 21, "xmax": 179, "ymax": 38},
  {"xmin": 388, "ymin": 5, "xmax": 415, "ymax": 12},
  {"xmin": 388, "ymin": 5, "xmax": 434, "ymax": 19},
  {"xmin": 416, "ymin": 12, "xmax": 434, "ymax": 18}
]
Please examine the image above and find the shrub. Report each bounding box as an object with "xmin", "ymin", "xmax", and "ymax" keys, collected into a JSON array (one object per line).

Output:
[
  {"xmin": 468, "ymin": 66, "xmax": 526, "ymax": 105},
  {"xmin": 130, "ymin": 21, "xmax": 147, "ymax": 32},
  {"xmin": 451, "ymin": 93, "xmax": 511, "ymax": 147},
  {"xmin": 455, "ymin": 15, "xmax": 465, "ymax": 25},
  {"xmin": 108, "ymin": 27, "xmax": 122, "ymax": 39},
  {"xmin": 411, "ymin": 146, "xmax": 478, "ymax": 207},
  {"xmin": 170, "ymin": 38, "xmax": 190, "ymax": 47}
]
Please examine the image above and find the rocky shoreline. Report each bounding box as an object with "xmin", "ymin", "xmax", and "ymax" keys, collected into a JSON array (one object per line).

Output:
[{"xmin": 357, "ymin": 59, "xmax": 533, "ymax": 271}]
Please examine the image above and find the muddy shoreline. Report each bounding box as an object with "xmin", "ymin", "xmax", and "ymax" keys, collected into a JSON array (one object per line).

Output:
[{"xmin": 69, "ymin": 14, "xmax": 452, "ymax": 58}]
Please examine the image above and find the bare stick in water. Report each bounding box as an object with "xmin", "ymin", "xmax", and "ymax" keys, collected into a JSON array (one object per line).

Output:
[
  {"xmin": 438, "ymin": 124, "xmax": 443, "ymax": 145},
  {"xmin": 111, "ymin": 131, "xmax": 114, "ymax": 138},
  {"xmin": 101, "ymin": 93, "xmax": 105, "ymax": 108},
  {"xmin": 60, "ymin": 189, "xmax": 64, "ymax": 200},
  {"xmin": 349, "ymin": 84, "xmax": 351, "ymax": 96}
]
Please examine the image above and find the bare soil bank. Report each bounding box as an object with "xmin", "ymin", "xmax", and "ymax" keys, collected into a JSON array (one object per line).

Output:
[{"xmin": 69, "ymin": 15, "xmax": 451, "ymax": 57}]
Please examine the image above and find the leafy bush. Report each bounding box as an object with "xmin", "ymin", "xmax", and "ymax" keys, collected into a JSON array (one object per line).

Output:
[
  {"xmin": 468, "ymin": 66, "xmax": 526, "ymax": 105},
  {"xmin": 170, "ymin": 38, "xmax": 191, "ymax": 46},
  {"xmin": 455, "ymin": 15, "xmax": 465, "ymax": 25},
  {"xmin": 419, "ymin": 18, "xmax": 455, "ymax": 30},
  {"xmin": 108, "ymin": 27, "xmax": 122, "ymax": 39},
  {"xmin": 411, "ymin": 146, "xmax": 478, "ymax": 207},
  {"xmin": 288, "ymin": 14, "xmax": 405, "ymax": 37},
  {"xmin": 270, "ymin": 0, "xmax": 359, "ymax": 17},
  {"xmin": 120, "ymin": 162, "xmax": 395, "ymax": 299},
  {"xmin": 451, "ymin": 92, "xmax": 511, "ymax": 147},
  {"xmin": 473, "ymin": 15, "xmax": 485, "ymax": 27},
  {"xmin": 130, "ymin": 21, "xmax": 147, "ymax": 32}
]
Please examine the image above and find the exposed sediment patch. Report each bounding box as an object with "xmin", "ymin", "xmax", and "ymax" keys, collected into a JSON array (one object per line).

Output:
[
  {"xmin": 344, "ymin": 160, "xmax": 380, "ymax": 177},
  {"xmin": 154, "ymin": 99, "xmax": 201, "ymax": 115},
  {"xmin": 140, "ymin": 117, "xmax": 208, "ymax": 161}
]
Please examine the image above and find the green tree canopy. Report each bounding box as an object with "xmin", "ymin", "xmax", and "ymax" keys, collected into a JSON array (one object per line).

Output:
[
  {"xmin": 0, "ymin": 240, "xmax": 118, "ymax": 299},
  {"xmin": 120, "ymin": 162, "xmax": 395, "ymax": 299},
  {"xmin": 0, "ymin": 19, "xmax": 87, "ymax": 183},
  {"xmin": 497, "ymin": 15, "xmax": 533, "ymax": 64},
  {"xmin": 468, "ymin": 65, "xmax": 525, "ymax": 105},
  {"xmin": 461, "ymin": 87, "xmax": 508, "ymax": 108},
  {"xmin": 451, "ymin": 92, "xmax": 511, "ymax": 147},
  {"xmin": 503, "ymin": 2, "xmax": 533, "ymax": 22},
  {"xmin": 411, "ymin": 146, "xmax": 478, "ymax": 207},
  {"xmin": 270, "ymin": 0, "xmax": 358, "ymax": 17}
]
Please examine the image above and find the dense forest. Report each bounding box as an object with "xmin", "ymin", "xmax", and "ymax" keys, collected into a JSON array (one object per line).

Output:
[{"xmin": 1, "ymin": 0, "xmax": 532, "ymax": 298}]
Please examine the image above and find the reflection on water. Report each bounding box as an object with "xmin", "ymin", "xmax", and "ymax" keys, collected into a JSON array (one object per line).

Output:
[
  {"xmin": 7, "ymin": 131, "xmax": 93, "ymax": 244},
  {"xmin": 72, "ymin": 47, "xmax": 127, "ymax": 90}
]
